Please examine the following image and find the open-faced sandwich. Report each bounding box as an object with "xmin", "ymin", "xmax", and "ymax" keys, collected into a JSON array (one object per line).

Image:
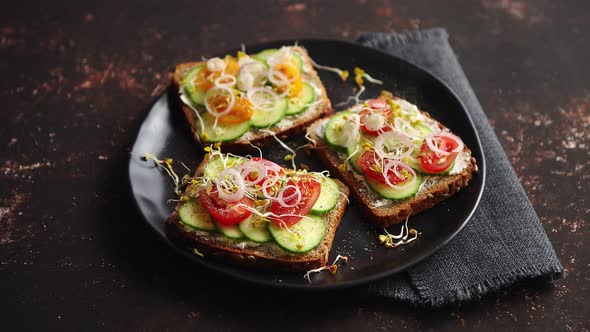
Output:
[
  {"xmin": 306, "ymin": 91, "xmax": 477, "ymax": 228},
  {"xmin": 172, "ymin": 45, "xmax": 332, "ymax": 152},
  {"xmin": 167, "ymin": 149, "xmax": 349, "ymax": 271}
]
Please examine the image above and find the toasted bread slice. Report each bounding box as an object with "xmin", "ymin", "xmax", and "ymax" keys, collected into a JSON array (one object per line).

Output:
[
  {"xmin": 172, "ymin": 46, "xmax": 332, "ymax": 153},
  {"xmin": 166, "ymin": 158, "xmax": 350, "ymax": 272},
  {"xmin": 306, "ymin": 98, "xmax": 477, "ymax": 228}
]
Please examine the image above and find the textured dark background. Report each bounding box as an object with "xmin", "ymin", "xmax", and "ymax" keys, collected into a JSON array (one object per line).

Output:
[{"xmin": 1, "ymin": 0, "xmax": 588, "ymax": 330}]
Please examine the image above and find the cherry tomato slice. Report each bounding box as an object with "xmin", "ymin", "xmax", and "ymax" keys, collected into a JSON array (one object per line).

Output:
[
  {"xmin": 269, "ymin": 176, "xmax": 321, "ymax": 227},
  {"xmin": 358, "ymin": 150, "xmax": 407, "ymax": 185},
  {"xmin": 246, "ymin": 157, "xmax": 284, "ymax": 183},
  {"xmin": 199, "ymin": 191, "xmax": 252, "ymax": 226},
  {"xmin": 367, "ymin": 98, "xmax": 389, "ymax": 110},
  {"xmin": 419, "ymin": 133, "xmax": 461, "ymax": 173}
]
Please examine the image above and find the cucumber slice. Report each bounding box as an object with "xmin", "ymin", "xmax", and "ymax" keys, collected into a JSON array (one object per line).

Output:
[
  {"xmin": 254, "ymin": 48, "xmax": 303, "ymax": 71},
  {"xmin": 178, "ymin": 199, "xmax": 216, "ymax": 231},
  {"xmin": 406, "ymin": 124, "xmax": 434, "ymax": 147},
  {"xmin": 442, "ymin": 161, "xmax": 455, "ymax": 175},
  {"xmin": 253, "ymin": 49, "xmax": 278, "ymax": 64},
  {"xmin": 324, "ymin": 111, "xmax": 355, "ymax": 152},
  {"xmin": 286, "ymin": 82, "xmax": 316, "ymax": 115},
  {"xmin": 365, "ymin": 174, "xmax": 424, "ymax": 201},
  {"xmin": 182, "ymin": 65, "xmax": 206, "ymax": 105},
  {"xmin": 250, "ymin": 98, "xmax": 288, "ymax": 128},
  {"xmin": 347, "ymin": 147, "xmax": 363, "ymax": 174},
  {"xmin": 406, "ymin": 156, "xmax": 421, "ymax": 172},
  {"xmin": 416, "ymin": 124, "xmax": 433, "ymax": 136},
  {"xmin": 214, "ymin": 221, "xmax": 244, "ymax": 239},
  {"xmin": 268, "ymin": 215, "xmax": 326, "ymax": 253},
  {"xmin": 202, "ymin": 156, "xmax": 243, "ymax": 178},
  {"xmin": 238, "ymin": 215, "xmax": 272, "ymax": 243},
  {"xmin": 310, "ymin": 177, "xmax": 340, "ymax": 215},
  {"xmin": 346, "ymin": 138, "xmax": 372, "ymax": 174},
  {"xmin": 200, "ymin": 113, "xmax": 251, "ymax": 143}
]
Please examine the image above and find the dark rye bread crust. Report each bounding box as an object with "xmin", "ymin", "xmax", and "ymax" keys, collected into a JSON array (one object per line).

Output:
[
  {"xmin": 172, "ymin": 46, "xmax": 333, "ymax": 154},
  {"xmin": 166, "ymin": 160, "xmax": 350, "ymax": 272},
  {"xmin": 307, "ymin": 107, "xmax": 477, "ymax": 228}
]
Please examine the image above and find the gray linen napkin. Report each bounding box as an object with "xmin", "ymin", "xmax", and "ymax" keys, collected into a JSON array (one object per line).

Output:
[{"xmin": 356, "ymin": 29, "xmax": 563, "ymax": 306}]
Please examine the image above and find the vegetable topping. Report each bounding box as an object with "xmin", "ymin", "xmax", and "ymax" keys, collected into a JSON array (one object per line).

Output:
[
  {"xmin": 419, "ymin": 131, "xmax": 464, "ymax": 174},
  {"xmin": 269, "ymin": 175, "xmax": 321, "ymax": 227},
  {"xmin": 143, "ymin": 146, "xmax": 346, "ymax": 258},
  {"xmin": 199, "ymin": 191, "xmax": 252, "ymax": 226},
  {"xmin": 180, "ymin": 46, "xmax": 320, "ymax": 142},
  {"xmin": 180, "ymin": 147, "xmax": 341, "ymax": 232},
  {"xmin": 322, "ymin": 91, "xmax": 467, "ymax": 201}
]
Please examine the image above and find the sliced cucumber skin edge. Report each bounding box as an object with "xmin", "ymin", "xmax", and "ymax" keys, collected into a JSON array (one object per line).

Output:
[
  {"xmin": 310, "ymin": 177, "xmax": 340, "ymax": 215},
  {"xmin": 202, "ymin": 156, "xmax": 243, "ymax": 178},
  {"xmin": 365, "ymin": 174, "xmax": 424, "ymax": 201},
  {"xmin": 324, "ymin": 112, "xmax": 354, "ymax": 153},
  {"xmin": 268, "ymin": 215, "xmax": 327, "ymax": 253},
  {"xmin": 254, "ymin": 49, "xmax": 303, "ymax": 71},
  {"xmin": 214, "ymin": 220, "xmax": 245, "ymax": 239},
  {"xmin": 200, "ymin": 113, "xmax": 251, "ymax": 143},
  {"xmin": 238, "ymin": 215, "xmax": 272, "ymax": 243},
  {"xmin": 182, "ymin": 65, "xmax": 206, "ymax": 105},
  {"xmin": 183, "ymin": 85, "xmax": 205, "ymax": 107},
  {"xmin": 250, "ymin": 98, "xmax": 288, "ymax": 128},
  {"xmin": 326, "ymin": 141, "xmax": 347, "ymax": 154},
  {"xmin": 253, "ymin": 48, "xmax": 278, "ymax": 64},
  {"xmin": 178, "ymin": 200, "xmax": 216, "ymax": 232},
  {"xmin": 346, "ymin": 144, "xmax": 365, "ymax": 174},
  {"xmin": 286, "ymin": 82, "xmax": 316, "ymax": 116}
]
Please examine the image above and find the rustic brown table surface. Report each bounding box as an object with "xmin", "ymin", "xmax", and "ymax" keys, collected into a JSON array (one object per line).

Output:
[{"xmin": 1, "ymin": 0, "xmax": 588, "ymax": 330}]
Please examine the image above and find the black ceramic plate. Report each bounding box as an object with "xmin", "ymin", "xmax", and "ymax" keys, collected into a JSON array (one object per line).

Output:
[{"xmin": 129, "ymin": 39, "xmax": 485, "ymax": 290}]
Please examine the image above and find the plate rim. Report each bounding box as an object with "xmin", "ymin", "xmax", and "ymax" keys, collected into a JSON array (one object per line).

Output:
[{"xmin": 128, "ymin": 38, "xmax": 487, "ymax": 291}]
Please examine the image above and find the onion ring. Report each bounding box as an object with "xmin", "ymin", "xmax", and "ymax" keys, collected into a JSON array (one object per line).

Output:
[
  {"xmin": 247, "ymin": 87, "xmax": 280, "ymax": 112},
  {"xmin": 277, "ymin": 185, "xmax": 302, "ymax": 208},
  {"xmin": 215, "ymin": 168, "xmax": 245, "ymax": 202},
  {"xmin": 374, "ymin": 131, "xmax": 414, "ymax": 159},
  {"xmin": 382, "ymin": 160, "xmax": 417, "ymax": 190},
  {"xmin": 204, "ymin": 86, "xmax": 236, "ymax": 118},
  {"xmin": 214, "ymin": 74, "xmax": 237, "ymax": 88},
  {"xmin": 237, "ymin": 160, "xmax": 267, "ymax": 187},
  {"xmin": 425, "ymin": 130, "xmax": 464, "ymax": 157}
]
